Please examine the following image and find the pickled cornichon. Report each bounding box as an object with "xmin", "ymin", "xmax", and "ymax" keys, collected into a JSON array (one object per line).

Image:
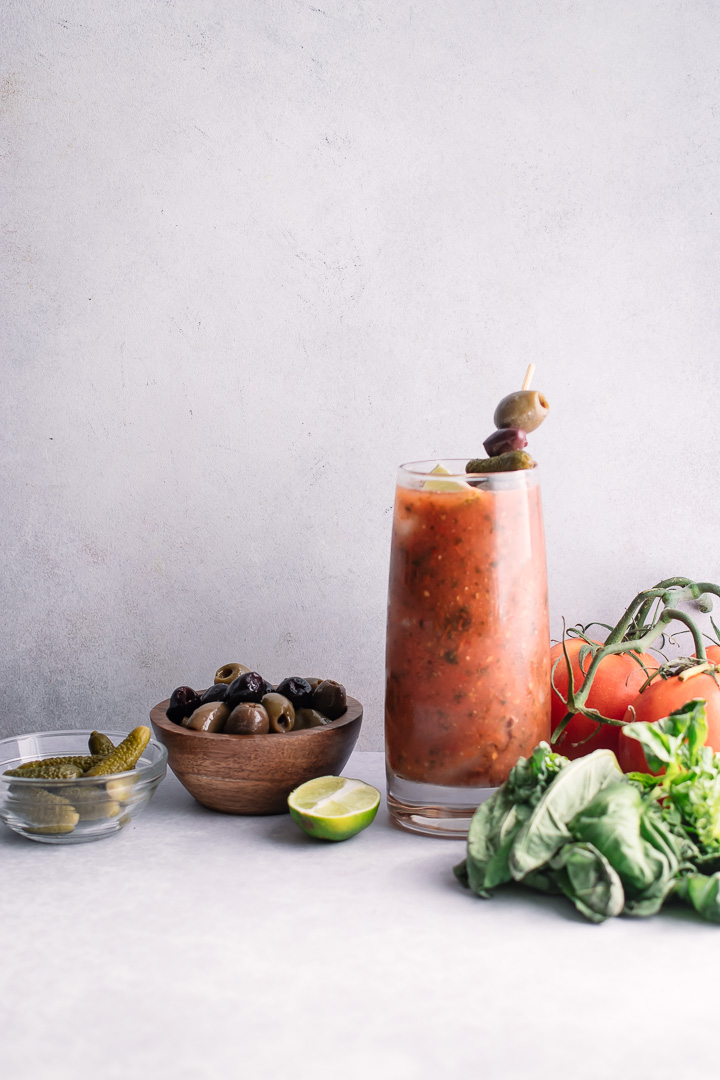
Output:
[
  {"xmin": 84, "ymin": 727, "xmax": 151, "ymax": 776},
  {"xmin": 466, "ymin": 450, "xmax": 536, "ymax": 474},
  {"xmin": 10, "ymin": 788, "xmax": 80, "ymax": 834},
  {"xmin": 89, "ymin": 732, "xmax": 115, "ymax": 756},
  {"xmin": 7, "ymin": 754, "xmax": 106, "ymax": 775},
  {"xmin": 63, "ymin": 786, "xmax": 122, "ymax": 821},
  {"xmin": 5, "ymin": 761, "xmax": 84, "ymax": 780}
]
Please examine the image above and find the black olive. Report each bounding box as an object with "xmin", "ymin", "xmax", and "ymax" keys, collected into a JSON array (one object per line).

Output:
[
  {"xmin": 311, "ymin": 680, "xmax": 347, "ymax": 720},
  {"xmin": 275, "ymin": 677, "xmax": 313, "ymax": 708},
  {"xmin": 167, "ymin": 686, "xmax": 201, "ymax": 724},
  {"xmin": 482, "ymin": 427, "xmax": 528, "ymax": 457},
  {"xmin": 200, "ymin": 683, "xmax": 228, "ymax": 705},
  {"xmin": 226, "ymin": 671, "xmax": 267, "ymax": 708}
]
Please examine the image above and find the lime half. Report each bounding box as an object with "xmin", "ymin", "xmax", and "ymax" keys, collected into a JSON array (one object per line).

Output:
[
  {"xmin": 423, "ymin": 463, "xmax": 468, "ymax": 492},
  {"xmin": 288, "ymin": 776, "xmax": 380, "ymax": 841}
]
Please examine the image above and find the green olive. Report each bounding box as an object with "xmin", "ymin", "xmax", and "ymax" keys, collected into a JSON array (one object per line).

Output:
[
  {"xmin": 225, "ymin": 703, "xmax": 270, "ymax": 735},
  {"xmin": 261, "ymin": 693, "xmax": 296, "ymax": 733},
  {"xmin": 215, "ymin": 663, "xmax": 251, "ymax": 685},
  {"xmin": 311, "ymin": 680, "xmax": 347, "ymax": 720},
  {"xmin": 493, "ymin": 390, "xmax": 549, "ymax": 433},
  {"xmin": 294, "ymin": 708, "xmax": 332, "ymax": 730},
  {"xmin": 183, "ymin": 702, "xmax": 229, "ymax": 732}
]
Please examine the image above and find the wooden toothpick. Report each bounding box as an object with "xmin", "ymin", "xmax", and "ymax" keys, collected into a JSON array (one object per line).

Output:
[{"xmin": 522, "ymin": 364, "xmax": 535, "ymax": 391}]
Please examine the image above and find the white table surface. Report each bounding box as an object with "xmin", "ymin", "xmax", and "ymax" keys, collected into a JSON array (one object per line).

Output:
[{"xmin": 2, "ymin": 750, "xmax": 720, "ymax": 1080}]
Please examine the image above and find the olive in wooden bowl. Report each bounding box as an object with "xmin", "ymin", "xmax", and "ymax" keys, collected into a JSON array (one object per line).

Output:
[{"xmin": 149, "ymin": 696, "xmax": 362, "ymax": 815}]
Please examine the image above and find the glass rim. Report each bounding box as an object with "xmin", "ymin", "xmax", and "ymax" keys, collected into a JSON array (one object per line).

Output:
[{"xmin": 398, "ymin": 458, "xmax": 540, "ymax": 480}]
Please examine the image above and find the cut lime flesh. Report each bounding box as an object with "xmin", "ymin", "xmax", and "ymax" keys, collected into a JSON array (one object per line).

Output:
[
  {"xmin": 423, "ymin": 463, "xmax": 468, "ymax": 492},
  {"xmin": 288, "ymin": 776, "xmax": 380, "ymax": 841}
]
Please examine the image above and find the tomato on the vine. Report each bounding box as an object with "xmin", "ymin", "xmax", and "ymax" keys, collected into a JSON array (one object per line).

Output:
[
  {"xmin": 617, "ymin": 671, "xmax": 720, "ymax": 772},
  {"xmin": 550, "ymin": 639, "xmax": 654, "ymax": 760}
]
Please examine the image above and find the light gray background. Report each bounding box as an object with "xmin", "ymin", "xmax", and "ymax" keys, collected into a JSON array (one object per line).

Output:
[{"xmin": 2, "ymin": 1, "xmax": 719, "ymax": 747}]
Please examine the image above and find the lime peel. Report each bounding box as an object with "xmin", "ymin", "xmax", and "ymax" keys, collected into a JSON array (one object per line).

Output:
[{"xmin": 288, "ymin": 776, "xmax": 380, "ymax": 841}]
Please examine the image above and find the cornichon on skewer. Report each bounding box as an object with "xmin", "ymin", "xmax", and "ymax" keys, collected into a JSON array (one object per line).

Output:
[
  {"xmin": 84, "ymin": 726, "xmax": 151, "ymax": 776},
  {"xmin": 467, "ymin": 451, "xmax": 536, "ymax": 473}
]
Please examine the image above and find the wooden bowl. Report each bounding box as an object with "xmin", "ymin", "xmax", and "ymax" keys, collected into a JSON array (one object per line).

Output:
[{"xmin": 149, "ymin": 697, "xmax": 363, "ymax": 815}]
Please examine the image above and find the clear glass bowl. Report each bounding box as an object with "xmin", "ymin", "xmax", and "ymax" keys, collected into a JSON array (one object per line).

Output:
[{"xmin": 0, "ymin": 730, "xmax": 168, "ymax": 844}]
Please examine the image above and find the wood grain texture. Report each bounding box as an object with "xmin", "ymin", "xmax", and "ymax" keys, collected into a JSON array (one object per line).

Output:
[{"xmin": 150, "ymin": 697, "xmax": 363, "ymax": 814}]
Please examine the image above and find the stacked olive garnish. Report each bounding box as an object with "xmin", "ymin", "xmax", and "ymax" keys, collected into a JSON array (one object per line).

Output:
[
  {"xmin": 167, "ymin": 664, "xmax": 348, "ymax": 735},
  {"xmin": 467, "ymin": 369, "xmax": 549, "ymax": 474}
]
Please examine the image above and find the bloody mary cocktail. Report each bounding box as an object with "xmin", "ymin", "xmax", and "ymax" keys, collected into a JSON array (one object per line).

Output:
[{"xmin": 384, "ymin": 460, "xmax": 550, "ymax": 836}]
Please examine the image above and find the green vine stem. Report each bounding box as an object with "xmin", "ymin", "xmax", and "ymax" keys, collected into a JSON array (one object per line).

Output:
[{"xmin": 552, "ymin": 578, "xmax": 717, "ymax": 744}]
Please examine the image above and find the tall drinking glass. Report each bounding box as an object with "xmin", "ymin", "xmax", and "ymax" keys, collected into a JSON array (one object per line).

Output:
[{"xmin": 385, "ymin": 461, "xmax": 550, "ymax": 837}]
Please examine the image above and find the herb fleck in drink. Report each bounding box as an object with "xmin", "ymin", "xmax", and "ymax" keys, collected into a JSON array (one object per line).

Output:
[{"xmin": 384, "ymin": 461, "xmax": 550, "ymax": 836}]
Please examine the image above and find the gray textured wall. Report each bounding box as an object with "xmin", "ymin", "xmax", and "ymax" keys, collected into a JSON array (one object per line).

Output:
[{"xmin": 2, "ymin": 1, "xmax": 719, "ymax": 747}]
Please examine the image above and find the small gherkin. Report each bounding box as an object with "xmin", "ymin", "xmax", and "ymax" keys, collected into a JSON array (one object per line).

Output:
[
  {"xmin": 9, "ymin": 788, "xmax": 79, "ymax": 834},
  {"xmin": 88, "ymin": 731, "xmax": 115, "ymax": 756},
  {"xmin": 466, "ymin": 450, "xmax": 536, "ymax": 474},
  {"xmin": 84, "ymin": 727, "xmax": 151, "ymax": 776},
  {"xmin": 5, "ymin": 762, "xmax": 84, "ymax": 780},
  {"xmin": 63, "ymin": 786, "xmax": 122, "ymax": 821},
  {"xmin": 7, "ymin": 754, "xmax": 107, "ymax": 776}
]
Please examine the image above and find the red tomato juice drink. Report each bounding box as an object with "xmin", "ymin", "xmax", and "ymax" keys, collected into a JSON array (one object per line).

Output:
[{"xmin": 384, "ymin": 460, "xmax": 550, "ymax": 837}]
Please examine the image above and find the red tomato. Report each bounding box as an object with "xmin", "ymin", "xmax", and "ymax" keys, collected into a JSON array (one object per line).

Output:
[
  {"xmin": 550, "ymin": 639, "xmax": 654, "ymax": 760},
  {"xmin": 702, "ymin": 645, "xmax": 720, "ymax": 665},
  {"xmin": 616, "ymin": 671, "xmax": 720, "ymax": 772}
]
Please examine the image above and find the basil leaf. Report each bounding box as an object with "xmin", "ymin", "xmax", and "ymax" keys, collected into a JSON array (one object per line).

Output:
[
  {"xmin": 458, "ymin": 742, "xmax": 569, "ymax": 895},
  {"xmin": 673, "ymin": 872, "xmax": 720, "ymax": 923},
  {"xmin": 453, "ymin": 859, "xmax": 470, "ymax": 888},
  {"xmin": 462, "ymin": 786, "xmax": 518, "ymax": 893},
  {"xmin": 570, "ymin": 783, "xmax": 678, "ymax": 896},
  {"xmin": 550, "ymin": 842, "xmax": 625, "ymax": 923},
  {"xmin": 509, "ymin": 750, "xmax": 623, "ymax": 880},
  {"xmin": 664, "ymin": 766, "xmax": 720, "ymax": 854},
  {"xmin": 522, "ymin": 867, "xmax": 564, "ymax": 896},
  {"xmin": 623, "ymin": 883, "xmax": 675, "ymax": 918},
  {"xmin": 623, "ymin": 699, "xmax": 708, "ymax": 772}
]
